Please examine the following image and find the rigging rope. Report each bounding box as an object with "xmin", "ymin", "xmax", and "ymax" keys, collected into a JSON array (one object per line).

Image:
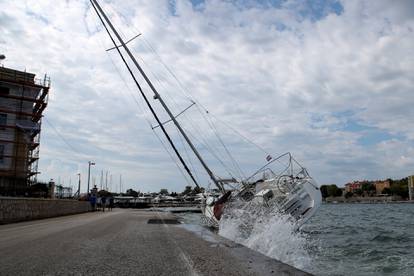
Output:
[
  {"xmin": 97, "ymin": 26, "xmax": 193, "ymax": 188},
  {"xmin": 135, "ymin": 39, "xmax": 241, "ymax": 181},
  {"xmin": 152, "ymin": 128, "xmax": 192, "ymax": 187},
  {"xmin": 99, "ymin": 4, "xmax": 246, "ymax": 183},
  {"xmin": 197, "ymin": 104, "xmax": 246, "ymax": 179},
  {"xmin": 91, "ymin": 1, "xmax": 283, "ymax": 187},
  {"xmin": 105, "ymin": 13, "xmax": 243, "ymax": 179},
  {"xmin": 138, "ymin": 36, "xmax": 250, "ymax": 180},
  {"xmin": 90, "ymin": 0, "xmax": 200, "ymax": 188},
  {"xmin": 183, "ymin": 126, "xmax": 238, "ymax": 181},
  {"xmin": 135, "ymin": 55, "xmax": 202, "ymax": 185},
  {"xmin": 174, "ymin": 125, "xmax": 201, "ymax": 184}
]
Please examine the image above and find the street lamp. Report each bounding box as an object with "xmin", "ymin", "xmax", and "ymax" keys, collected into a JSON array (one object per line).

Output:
[
  {"xmin": 77, "ymin": 173, "xmax": 81, "ymax": 199},
  {"xmin": 87, "ymin": 161, "xmax": 95, "ymax": 198}
]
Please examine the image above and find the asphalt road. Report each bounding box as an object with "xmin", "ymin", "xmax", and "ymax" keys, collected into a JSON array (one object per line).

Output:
[{"xmin": 0, "ymin": 209, "xmax": 310, "ymax": 276}]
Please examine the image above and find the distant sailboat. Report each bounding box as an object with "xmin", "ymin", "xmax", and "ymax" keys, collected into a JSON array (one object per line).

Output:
[{"xmin": 89, "ymin": 0, "xmax": 321, "ymax": 230}]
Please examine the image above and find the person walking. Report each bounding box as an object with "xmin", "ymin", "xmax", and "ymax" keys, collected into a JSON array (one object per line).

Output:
[
  {"xmin": 101, "ymin": 196, "xmax": 106, "ymax": 212},
  {"xmin": 89, "ymin": 194, "xmax": 97, "ymax": 211},
  {"xmin": 109, "ymin": 196, "xmax": 114, "ymax": 211}
]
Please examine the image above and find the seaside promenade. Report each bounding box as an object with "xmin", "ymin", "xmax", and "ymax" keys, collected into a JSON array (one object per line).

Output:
[{"xmin": 0, "ymin": 209, "xmax": 309, "ymax": 276}]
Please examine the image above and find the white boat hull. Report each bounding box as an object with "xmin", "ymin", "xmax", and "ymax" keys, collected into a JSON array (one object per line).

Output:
[{"xmin": 201, "ymin": 175, "xmax": 322, "ymax": 229}]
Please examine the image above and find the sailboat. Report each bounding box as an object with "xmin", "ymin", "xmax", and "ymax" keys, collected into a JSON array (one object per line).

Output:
[{"xmin": 89, "ymin": 0, "xmax": 321, "ymax": 230}]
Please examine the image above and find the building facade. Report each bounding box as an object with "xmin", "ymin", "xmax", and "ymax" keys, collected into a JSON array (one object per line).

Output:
[
  {"xmin": 0, "ymin": 67, "xmax": 49, "ymax": 195},
  {"xmin": 345, "ymin": 181, "xmax": 362, "ymax": 193},
  {"xmin": 373, "ymin": 180, "xmax": 390, "ymax": 195}
]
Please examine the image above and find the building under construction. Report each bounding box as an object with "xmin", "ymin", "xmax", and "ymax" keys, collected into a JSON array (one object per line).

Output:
[{"xmin": 0, "ymin": 66, "xmax": 49, "ymax": 196}]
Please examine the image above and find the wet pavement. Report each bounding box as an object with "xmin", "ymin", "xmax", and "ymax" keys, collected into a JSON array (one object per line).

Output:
[{"xmin": 0, "ymin": 209, "xmax": 310, "ymax": 275}]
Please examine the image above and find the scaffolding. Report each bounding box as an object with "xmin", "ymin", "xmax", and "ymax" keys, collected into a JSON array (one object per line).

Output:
[{"xmin": 0, "ymin": 66, "xmax": 50, "ymax": 195}]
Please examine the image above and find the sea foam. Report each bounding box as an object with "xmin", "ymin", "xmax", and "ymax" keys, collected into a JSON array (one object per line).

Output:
[{"xmin": 218, "ymin": 203, "xmax": 311, "ymax": 269}]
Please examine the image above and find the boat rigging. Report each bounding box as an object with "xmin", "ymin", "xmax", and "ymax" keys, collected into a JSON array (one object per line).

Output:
[
  {"xmin": 89, "ymin": 0, "xmax": 322, "ymax": 230},
  {"xmin": 90, "ymin": 0, "xmax": 225, "ymax": 192}
]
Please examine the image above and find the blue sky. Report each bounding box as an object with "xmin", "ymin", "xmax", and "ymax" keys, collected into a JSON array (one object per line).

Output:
[{"xmin": 0, "ymin": 0, "xmax": 413, "ymax": 193}]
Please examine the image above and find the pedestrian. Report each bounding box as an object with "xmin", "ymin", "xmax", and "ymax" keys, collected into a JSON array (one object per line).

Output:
[
  {"xmin": 89, "ymin": 194, "xmax": 96, "ymax": 211},
  {"xmin": 101, "ymin": 196, "xmax": 106, "ymax": 212},
  {"xmin": 109, "ymin": 196, "xmax": 114, "ymax": 211}
]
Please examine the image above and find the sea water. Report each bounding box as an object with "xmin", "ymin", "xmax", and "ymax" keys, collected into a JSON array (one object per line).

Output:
[
  {"xmin": 302, "ymin": 203, "xmax": 414, "ymax": 276},
  {"xmin": 177, "ymin": 203, "xmax": 414, "ymax": 276}
]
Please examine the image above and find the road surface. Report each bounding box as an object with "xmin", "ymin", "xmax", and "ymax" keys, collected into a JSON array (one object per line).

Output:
[{"xmin": 0, "ymin": 209, "xmax": 310, "ymax": 275}]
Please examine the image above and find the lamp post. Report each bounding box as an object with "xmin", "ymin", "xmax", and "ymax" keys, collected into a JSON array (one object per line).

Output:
[
  {"xmin": 77, "ymin": 173, "xmax": 81, "ymax": 199},
  {"xmin": 87, "ymin": 161, "xmax": 95, "ymax": 198}
]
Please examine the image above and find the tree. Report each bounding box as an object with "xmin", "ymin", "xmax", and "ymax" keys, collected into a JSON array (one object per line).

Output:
[
  {"xmin": 192, "ymin": 186, "xmax": 205, "ymax": 195},
  {"xmin": 126, "ymin": 189, "xmax": 139, "ymax": 197},
  {"xmin": 170, "ymin": 192, "xmax": 178, "ymax": 197},
  {"xmin": 320, "ymin": 185, "xmax": 329, "ymax": 198},
  {"xmin": 327, "ymin": 184, "xmax": 342, "ymax": 197},
  {"xmin": 382, "ymin": 187, "xmax": 391, "ymax": 195},
  {"xmin": 335, "ymin": 187, "xmax": 343, "ymax": 197},
  {"xmin": 390, "ymin": 178, "xmax": 408, "ymax": 198},
  {"xmin": 360, "ymin": 182, "xmax": 375, "ymax": 196},
  {"xmin": 354, "ymin": 189, "xmax": 363, "ymax": 196},
  {"xmin": 361, "ymin": 182, "xmax": 375, "ymax": 192},
  {"xmin": 181, "ymin": 186, "xmax": 192, "ymax": 196},
  {"xmin": 160, "ymin": 189, "xmax": 168, "ymax": 195},
  {"xmin": 345, "ymin": 191, "xmax": 353, "ymax": 199}
]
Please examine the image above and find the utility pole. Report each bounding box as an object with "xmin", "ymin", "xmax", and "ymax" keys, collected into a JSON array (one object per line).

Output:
[{"xmin": 87, "ymin": 161, "xmax": 95, "ymax": 198}]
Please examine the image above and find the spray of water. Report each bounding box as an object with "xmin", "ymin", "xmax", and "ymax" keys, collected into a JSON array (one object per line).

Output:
[{"xmin": 218, "ymin": 202, "xmax": 312, "ymax": 270}]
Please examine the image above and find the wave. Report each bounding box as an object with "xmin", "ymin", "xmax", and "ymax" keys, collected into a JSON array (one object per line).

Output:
[{"xmin": 217, "ymin": 203, "xmax": 312, "ymax": 270}]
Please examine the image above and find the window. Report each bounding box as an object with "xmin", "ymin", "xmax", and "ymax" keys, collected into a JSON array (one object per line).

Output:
[
  {"xmin": 0, "ymin": 86, "xmax": 10, "ymax": 95},
  {"xmin": 0, "ymin": 145, "xmax": 4, "ymax": 163},
  {"xmin": 0, "ymin": 113, "xmax": 6, "ymax": 129}
]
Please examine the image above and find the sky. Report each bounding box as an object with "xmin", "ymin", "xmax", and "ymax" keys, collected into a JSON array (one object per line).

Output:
[{"xmin": 0, "ymin": 0, "xmax": 413, "ymax": 193}]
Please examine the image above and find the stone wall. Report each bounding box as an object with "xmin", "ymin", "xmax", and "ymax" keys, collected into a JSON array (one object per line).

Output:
[
  {"xmin": 0, "ymin": 197, "xmax": 90, "ymax": 224},
  {"xmin": 324, "ymin": 196, "xmax": 401, "ymax": 203}
]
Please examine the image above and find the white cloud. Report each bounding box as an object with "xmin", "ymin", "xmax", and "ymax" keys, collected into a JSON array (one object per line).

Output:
[{"xmin": 0, "ymin": 0, "xmax": 413, "ymax": 192}]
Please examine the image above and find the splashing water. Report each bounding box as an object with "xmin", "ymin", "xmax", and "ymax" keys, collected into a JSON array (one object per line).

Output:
[{"xmin": 218, "ymin": 203, "xmax": 312, "ymax": 270}]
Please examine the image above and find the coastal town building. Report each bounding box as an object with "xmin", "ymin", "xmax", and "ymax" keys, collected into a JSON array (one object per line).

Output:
[
  {"xmin": 345, "ymin": 180, "xmax": 390, "ymax": 195},
  {"xmin": 373, "ymin": 180, "xmax": 390, "ymax": 195},
  {"xmin": 0, "ymin": 66, "xmax": 49, "ymax": 196},
  {"xmin": 344, "ymin": 181, "xmax": 362, "ymax": 193}
]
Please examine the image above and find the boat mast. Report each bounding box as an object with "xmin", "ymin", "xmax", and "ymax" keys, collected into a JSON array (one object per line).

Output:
[
  {"xmin": 90, "ymin": 0, "xmax": 201, "ymax": 188},
  {"xmin": 91, "ymin": 0, "xmax": 224, "ymax": 193}
]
